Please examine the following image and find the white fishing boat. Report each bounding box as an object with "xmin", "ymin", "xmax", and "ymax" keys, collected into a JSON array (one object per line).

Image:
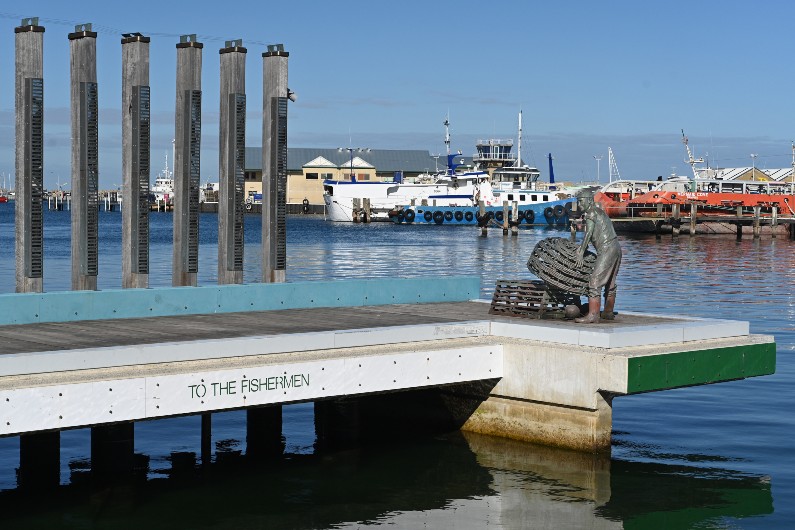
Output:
[
  {"xmin": 323, "ymin": 118, "xmax": 491, "ymax": 222},
  {"xmin": 151, "ymin": 153, "xmax": 175, "ymax": 205}
]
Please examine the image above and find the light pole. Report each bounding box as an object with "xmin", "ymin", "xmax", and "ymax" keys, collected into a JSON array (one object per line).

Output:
[
  {"xmin": 750, "ymin": 153, "xmax": 758, "ymax": 181},
  {"xmin": 593, "ymin": 155, "xmax": 602, "ymax": 185},
  {"xmin": 338, "ymin": 147, "xmax": 370, "ymax": 181}
]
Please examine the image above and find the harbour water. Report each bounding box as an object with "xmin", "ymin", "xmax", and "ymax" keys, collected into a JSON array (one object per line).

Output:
[{"xmin": 0, "ymin": 202, "xmax": 791, "ymax": 528}]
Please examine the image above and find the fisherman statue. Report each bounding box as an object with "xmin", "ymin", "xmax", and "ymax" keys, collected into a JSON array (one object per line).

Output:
[{"xmin": 574, "ymin": 189, "xmax": 622, "ymax": 324}]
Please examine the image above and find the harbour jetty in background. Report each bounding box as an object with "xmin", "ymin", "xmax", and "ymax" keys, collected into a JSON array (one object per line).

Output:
[{"xmin": 595, "ymin": 132, "xmax": 795, "ymax": 237}]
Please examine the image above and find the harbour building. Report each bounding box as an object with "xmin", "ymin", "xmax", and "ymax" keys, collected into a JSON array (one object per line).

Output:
[{"xmin": 243, "ymin": 147, "xmax": 475, "ymax": 213}]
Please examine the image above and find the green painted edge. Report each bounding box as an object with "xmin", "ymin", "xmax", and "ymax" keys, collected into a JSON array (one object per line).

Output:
[{"xmin": 626, "ymin": 342, "xmax": 776, "ymax": 394}]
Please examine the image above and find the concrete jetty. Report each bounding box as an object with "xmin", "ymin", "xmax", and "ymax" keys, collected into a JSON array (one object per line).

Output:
[{"xmin": 0, "ymin": 277, "xmax": 775, "ymax": 457}]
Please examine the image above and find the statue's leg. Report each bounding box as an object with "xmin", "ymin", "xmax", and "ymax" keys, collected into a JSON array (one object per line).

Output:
[
  {"xmin": 575, "ymin": 297, "xmax": 601, "ymax": 324},
  {"xmin": 602, "ymin": 291, "xmax": 616, "ymax": 320}
]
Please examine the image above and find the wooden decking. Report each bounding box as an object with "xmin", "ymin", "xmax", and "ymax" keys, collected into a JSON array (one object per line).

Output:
[{"xmin": 0, "ymin": 300, "xmax": 685, "ymax": 356}]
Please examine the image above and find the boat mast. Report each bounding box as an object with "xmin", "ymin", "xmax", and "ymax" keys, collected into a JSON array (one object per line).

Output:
[
  {"xmin": 444, "ymin": 115, "xmax": 451, "ymax": 157},
  {"xmin": 516, "ymin": 110, "xmax": 522, "ymax": 168},
  {"xmin": 608, "ymin": 147, "xmax": 621, "ymax": 183},
  {"xmin": 791, "ymin": 142, "xmax": 794, "ymax": 194},
  {"xmin": 681, "ymin": 129, "xmax": 703, "ymax": 180}
]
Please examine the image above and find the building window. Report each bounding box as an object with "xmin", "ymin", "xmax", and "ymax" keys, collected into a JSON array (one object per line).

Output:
[
  {"xmin": 306, "ymin": 173, "xmax": 319, "ymax": 180},
  {"xmin": 321, "ymin": 173, "xmax": 333, "ymax": 180}
]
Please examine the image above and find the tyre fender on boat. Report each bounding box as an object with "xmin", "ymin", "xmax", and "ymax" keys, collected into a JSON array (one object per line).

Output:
[
  {"xmin": 433, "ymin": 210, "xmax": 444, "ymax": 224},
  {"xmin": 517, "ymin": 210, "xmax": 525, "ymax": 222},
  {"xmin": 444, "ymin": 211, "xmax": 453, "ymax": 222},
  {"xmin": 423, "ymin": 210, "xmax": 433, "ymax": 222},
  {"xmin": 495, "ymin": 211, "xmax": 504, "ymax": 222},
  {"xmin": 524, "ymin": 210, "xmax": 535, "ymax": 224},
  {"xmin": 454, "ymin": 211, "xmax": 464, "ymax": 222},
  {"xmin": 464, "ymin": 211, "xmax": 474, "ymax": 222},
  {"xmin": 553, "ymin": 204, "xmax": 566, "ymax": 218},
  {"xmin": 543, "ymin": 207, "xmax": 554, "ymax": 219},
  {"xmin": 404, "ymin": 209, "xmax": 416, "ymax": 223}
]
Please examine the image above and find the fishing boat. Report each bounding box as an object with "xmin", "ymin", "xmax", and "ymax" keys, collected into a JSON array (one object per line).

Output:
[
  {"xmin": 595, "ymin": 178, "xmax": 689, "ymax": 218},
  {"xmin": 323, "ymin": 118, "xmax": 490, "ymax": 222},
  {"xmin": 151, "ymin": 153, "xmax": 175, "ymax": 205},
  {"xmin": 390, "ymin": 195, "xmax": 574, "ymax": 226}
]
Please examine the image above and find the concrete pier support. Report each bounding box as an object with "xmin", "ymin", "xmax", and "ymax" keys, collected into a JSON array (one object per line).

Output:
[
  {"xmin": 246, "ymin": 406, "xmax": 284, "ymax": 460},
  {"xmin": 262, "ymin": 44, "xmax": 290, "ymax": 283},
  {"xmin": 173, "ymin": 35, "xmax": 203, "ymax": 287},
  {"xmin": 69, "ymin": 24, "xmax": 99, "ymax": 291},
  {"xmin": 91, "ymin": 422, "xmax": 135, "ymax": 479},
  {"xmin": 462, "ymin": 392, "xmax": 614, "ymax": 453},
  {"xmin": 460, "ymin": 341, "xmax": 618, "ymax": 453},
  {"xmin": 218, "ymin": 40, "xmax": 246, "ymax": 285},
  {"xmin": 14, "ymin": 18, "xmax": 45, "ymax": 294},
  {"xmin": 19, "ymin": 431, "xmax": 60, "ymax": 489},
  {"xmin": 121, "ymin": 33, "xmax": 150, "ymax": 289}
]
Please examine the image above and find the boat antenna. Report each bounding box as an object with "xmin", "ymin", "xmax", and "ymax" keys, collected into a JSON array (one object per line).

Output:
[{"xmin": 547, "ymin": 153, "xmax": 555, "ymax": 185}]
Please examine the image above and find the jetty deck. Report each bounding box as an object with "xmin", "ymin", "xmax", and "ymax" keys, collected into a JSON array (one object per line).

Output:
[{"xmin": 0, "ymin": 277, "xmax": 775, "ymax": 456}]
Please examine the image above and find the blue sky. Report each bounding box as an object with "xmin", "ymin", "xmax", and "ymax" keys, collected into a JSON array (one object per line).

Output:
[{"xmin": 1, "ymin": 0, "xmax": 793, "ymax": 189}]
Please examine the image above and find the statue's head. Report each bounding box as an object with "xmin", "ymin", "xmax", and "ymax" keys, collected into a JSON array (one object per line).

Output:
[{"xmin": 576, "ymin": 188, "xmax": 595, "ymax": 210}]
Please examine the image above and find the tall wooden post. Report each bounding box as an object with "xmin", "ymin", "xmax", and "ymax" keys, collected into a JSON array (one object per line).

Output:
[
  {"xmin": 15, "ymin": 18, "xmax": 59, "ymax": 490},
  {"xmin": 218, "ymin": 40, "xmax": 246, "ymax": 285},
  {"xmin": 15, "ymin": 18, "xmax": 44, "ymax": 294},
  {"xmin": 173, "ymin": 35, "xmax": 203, "ymax": 287},
  {"xmin": 262, "ymin": 44, "xmax": 289, "ymax": 283},
  {"xmin": 121, "ymin": 33, "xmax": 150, "ymax": 289},
  {"xmin": 69, "ymin": 24, "xmax": 99, "ymax": 291}
]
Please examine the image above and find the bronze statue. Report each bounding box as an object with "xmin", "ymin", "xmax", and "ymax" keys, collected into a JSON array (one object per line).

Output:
[{"xmin": 574, "ymin": 189, "xmax": 621, "ymax": 323}]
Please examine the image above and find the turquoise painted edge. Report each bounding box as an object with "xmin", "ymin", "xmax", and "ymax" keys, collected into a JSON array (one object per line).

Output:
[
  {"xmin": 626, "ymin": 342, "xmax": 776, "ymax": 394},
  {"xmin": 0, "ymin": 276, "xmax": 481, "ymax": 326}
]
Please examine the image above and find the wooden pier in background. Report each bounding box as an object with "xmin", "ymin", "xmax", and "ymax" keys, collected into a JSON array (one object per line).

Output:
[{"xmin": 613, "ymin": 204, "xmax": 795, "ymax": 239}]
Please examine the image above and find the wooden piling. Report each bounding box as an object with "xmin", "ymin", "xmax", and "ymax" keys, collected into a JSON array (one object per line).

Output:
[
  {"xmin": 262, "ymin": 44, "xmax": 290, "ymax": 283},
  {"xmin": 218, "ymin": 40, "xmax": 246, "ymax": 285},
  {"xmin": 772, "ymin": 207, "xmax": 778, "ymax": 239},
  {"xmin": 689, "ymin": 203, "xmax": 697, "ymax": 236},
  {"xmin": 671, "ymin": 203, "xmax": 680, "ymax": 237},
  {"xmin": 69, "ymin": 24, "xmax": 99, "ymax": 291},
  {"xmin": 511, "ymin": 200, "xmax": 519, "ymax": 236},
  {"xmin": 479, "ymin": 200, "xmax": 487, "ymax": 236},
  {"xmin": 502, "ymin": 201, "xmax": 509, "ymax": 235},
  {"xmin": 14, "ymin": 19, "xmax": 44, "ymax": 294},
  {"xmin": 121, "ymin": 33, "xmax": 150, "ymax": 289},
  {"xmin": 173, "ymin": 35, "xmax": 203, "ymax": 287},
  {"xmin": 753, "ymin": 206, "xmax": 761, "ymax": 238}
]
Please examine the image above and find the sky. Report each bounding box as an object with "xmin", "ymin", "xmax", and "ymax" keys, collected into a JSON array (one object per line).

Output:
[{"xmin": 1, "ymin": 0, "xmax": 794, "ymax": 190}]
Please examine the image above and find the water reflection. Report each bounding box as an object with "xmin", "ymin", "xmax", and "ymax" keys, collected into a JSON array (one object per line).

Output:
[{"xmin": 0, "ymin": 431, "xmax": 771, "ymax": 528}]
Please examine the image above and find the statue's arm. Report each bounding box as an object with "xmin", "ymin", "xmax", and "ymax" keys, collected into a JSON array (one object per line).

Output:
[{"xmin": 576, "ymin": 217, "xmax": 594, "ymax": 267}]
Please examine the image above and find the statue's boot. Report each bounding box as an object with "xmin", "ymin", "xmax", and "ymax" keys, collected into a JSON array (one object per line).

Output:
[
  {"xmin": 575, "ymin": 297, "xmax": 601, "ymax": 324},
  {"xmin": 601, "ymin": 294, "xmax": 616, "ymax": 320}
]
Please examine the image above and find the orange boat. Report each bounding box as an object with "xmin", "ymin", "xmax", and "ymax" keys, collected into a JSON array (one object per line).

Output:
[
  {"xmin": 628, "ymin": 178, "xmax": 795, "ymax": 217},
  {"xmin": 595, "ymin": 178, "xmax": 689, "ymax": 218}
]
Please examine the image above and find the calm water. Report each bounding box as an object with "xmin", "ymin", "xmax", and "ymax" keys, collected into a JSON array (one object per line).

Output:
[{"xmin": 0, "ymin": 202, "xmax": 792, "ymax": 528}]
